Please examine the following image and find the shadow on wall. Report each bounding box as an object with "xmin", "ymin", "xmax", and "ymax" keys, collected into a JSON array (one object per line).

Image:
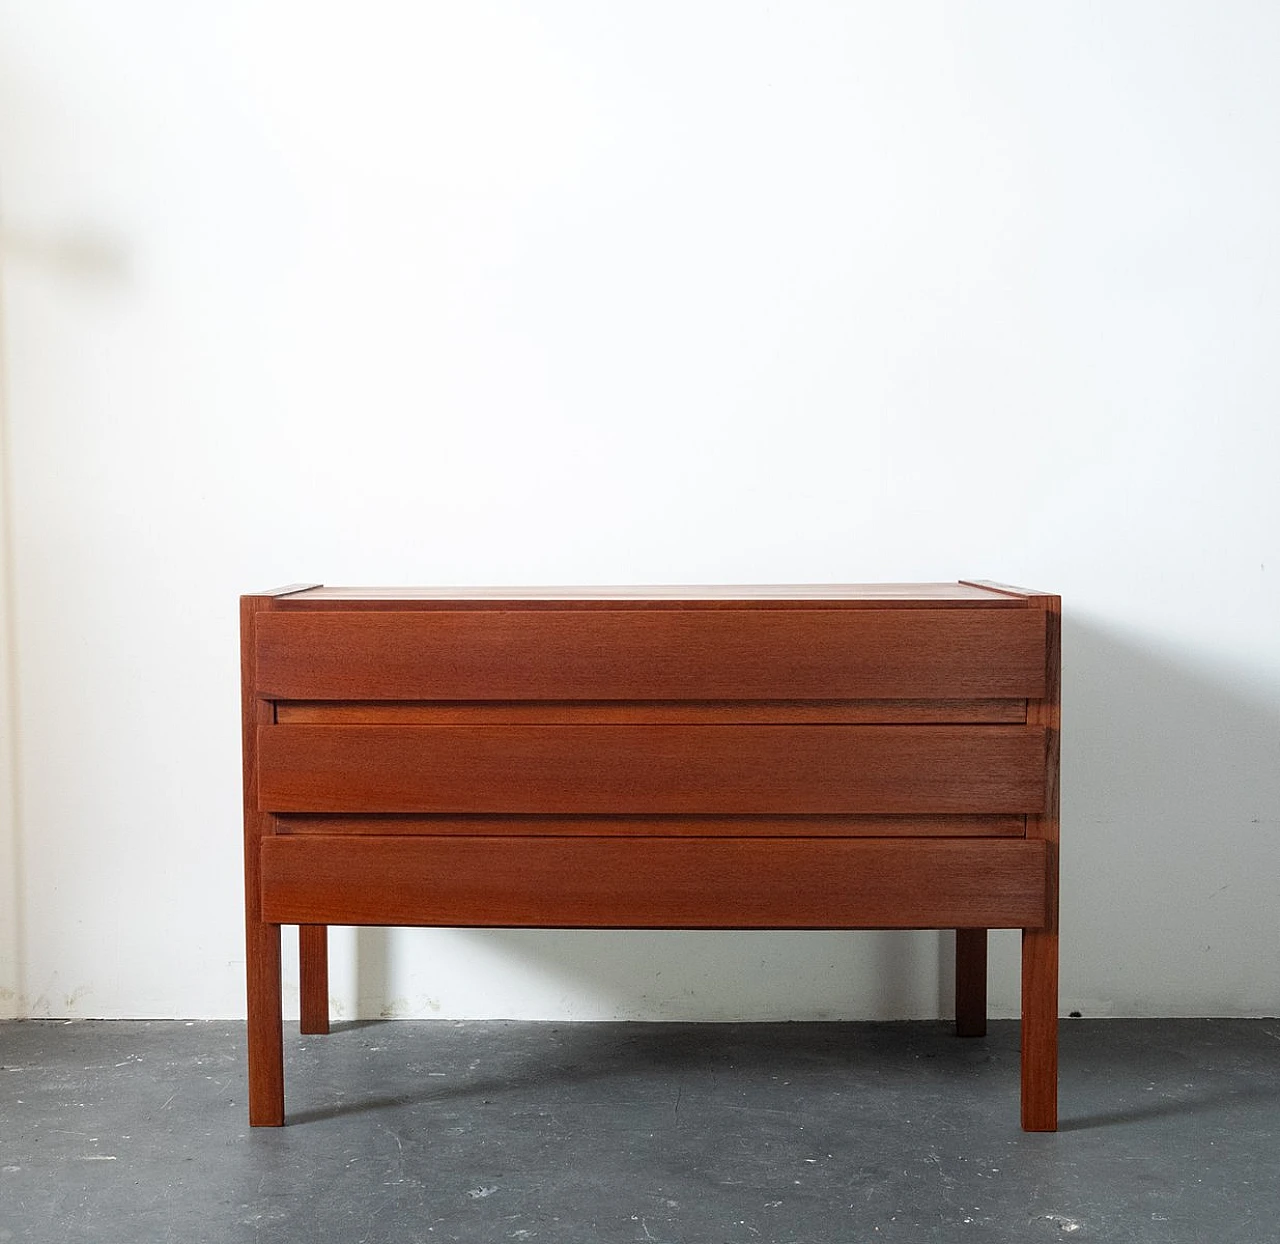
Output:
[
  {"xmin": 1058, "ymin": 612, "xmax": 1280, "ymax": 1016},
  {"xmin": 355, "ymin": 925, "xmax": 957, "ymax": 1024},
  {"xmin": 0, "ymin": 222, "xmax": 132, "ymax": 1016},
  {"xmin": 349, "ymin": 612, "xmax": 1280, "ymax": 1022},
  {"xmin": 1, "ymin": 225, "xmax": 131, "ymax": 287}
]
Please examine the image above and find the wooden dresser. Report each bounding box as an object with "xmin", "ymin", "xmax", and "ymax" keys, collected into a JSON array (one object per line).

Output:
[{"xmin": 241, "ymin": 582, "xmax": 1060, "ymax": 1129}]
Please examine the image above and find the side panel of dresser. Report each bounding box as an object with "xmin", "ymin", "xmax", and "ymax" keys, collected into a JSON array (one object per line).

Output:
[
  {"xmin": 961, "ymin": 582, "xmax": 1060, "ymax": 1130},
  {"xmin": 241, "ymin": 594, "xmax": 283, "ymax": 1127},
  {"xmin": 1022, "ymin": 593, "xmax": 1061, "ymax": 1131}
]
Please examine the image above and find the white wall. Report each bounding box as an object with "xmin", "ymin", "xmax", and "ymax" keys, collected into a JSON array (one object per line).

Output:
[{"xmin": 1, "ymin": 1, "xmax": 1277, "ymax": 1022}]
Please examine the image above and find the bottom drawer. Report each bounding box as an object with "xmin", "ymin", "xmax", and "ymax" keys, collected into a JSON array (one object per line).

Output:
[{"xmin": 260, "ymin": 836, "xmax": 1048, "ymax": 930}]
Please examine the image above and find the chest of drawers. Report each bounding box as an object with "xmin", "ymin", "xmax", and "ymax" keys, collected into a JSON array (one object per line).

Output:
[{"xmin": 241, "ymin": 582, "xmax": 1060, "ymax": 1129}]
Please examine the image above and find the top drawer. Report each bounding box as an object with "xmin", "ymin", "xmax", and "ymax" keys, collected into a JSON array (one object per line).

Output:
[{"xmin": 254, "ymin": 608, "xmax": 1046, "ymax": 701}]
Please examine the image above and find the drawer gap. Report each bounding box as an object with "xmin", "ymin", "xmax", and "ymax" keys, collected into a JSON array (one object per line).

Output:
[
  {"xmin": 274, "ymin": 698, "xmax": 1027, "ymax": 725},
  {"xmin": 272, "ymin": 813, "xmax": 1028, "ymax": 837}
]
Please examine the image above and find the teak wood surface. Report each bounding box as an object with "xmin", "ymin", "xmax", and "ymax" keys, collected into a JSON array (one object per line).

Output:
[
  {"xmin": 257, "ymin": 724, "xmax": 1047, "ymax": 815},
  {"xmin": 260, "ymin": 836, "xmax": 1048, "ymax": 929},
  {"xmin": 241, "ymin": 582, "xmax": 1061, "ymax": 1131}
]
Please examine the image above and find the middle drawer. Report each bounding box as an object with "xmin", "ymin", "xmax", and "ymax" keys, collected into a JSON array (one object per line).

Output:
[{"xmin": 257, "ymin": 723, "xmax": 1046, "ymax": 816}]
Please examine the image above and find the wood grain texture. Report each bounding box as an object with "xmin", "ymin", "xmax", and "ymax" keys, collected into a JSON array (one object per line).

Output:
[
  {"xmin": 273, "ymin": 813, "xmax": 1027, "ymax": 838},
  {"xmin": 957, "ymin": 580, "xmax": 1054, "ymax": 599},
  {"xmin": 251, "ymin": 583, "xmax": 324, "ymax": 598},
  {"xmin": 298, "ymin": 925, "xmax": 329, "ymax": 1035},
  {"xmin": 241, "ymin": 595, "xmax": 284, "ymax": 1126},
  {"xmin": 260, "ymin": 836, "xmax": 1050, "ymax": 930},
  {"xmin": 241, "ymin": 583, "xmax": 1061, "ymax": 1129},
  {"xmin": 279, "ymin": 583, "xmax": 1026, "ymax": 605},
  {"xmin": 257, "ymin": 724, "xmax": 1048, "ymax": 815},
  {"xmin": 255, "ymin": 609, "xmax": 1047, "ymax": 701},
  {"xmin": 1022, "ymin": 595, "xmax": 1061, "ymax": 1131}
]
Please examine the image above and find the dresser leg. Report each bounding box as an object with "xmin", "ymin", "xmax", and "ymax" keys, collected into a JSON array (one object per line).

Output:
[
  {"xmin": 247, "ymin": 921, "xmax": 285, "ymax": 1126},
  {"xmin": 299, "ymin": 924, "xmax": 331, "ymax": 1035},
  {"xmin": 954, "ymin": 928, "xmax": 987, "ymax": 1037},
  {"xmin": 1021, "ymin": 926, "xmax": 1058, "ymax": 1131}
]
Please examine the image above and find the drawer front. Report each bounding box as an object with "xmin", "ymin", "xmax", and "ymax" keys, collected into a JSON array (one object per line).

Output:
[
  {"xmin": 257, "ymin": 723, "xmax": 1047, "ymax": 815},
  {"xmin": 254, "ymin": 608, "xmax": 1046, "ymax": 701},
  {"xmin": 260, "ymin": 835, "xmax": 1050, "ymax": 929}
]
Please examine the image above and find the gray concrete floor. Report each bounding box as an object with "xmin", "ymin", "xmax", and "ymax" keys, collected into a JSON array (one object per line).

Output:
[{"xmin": 1, "ymin": 1019, "xmax": 1277, "ymax": 1243}]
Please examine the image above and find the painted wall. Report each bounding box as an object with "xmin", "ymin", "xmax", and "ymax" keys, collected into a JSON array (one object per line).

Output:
[{"xmin": 1, "ymin": 2, "xmax": 1277, "ymax": 1022}]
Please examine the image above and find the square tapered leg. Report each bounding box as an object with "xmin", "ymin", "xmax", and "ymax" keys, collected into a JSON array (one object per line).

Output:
[
  {"xmin": 299, "ymin": 924, "xmax": 330, "ymax": 1035},
  {"xmin": 955, "ymin": 928, "xmax": 987, "ymax": 1038},
  {"xmin": 246, "ymin": 921, "xmax": 284, "ymax": 1126},
  {"xmin": 1020, "ymin": 926, "xmax": 1058, "ymax": 1131}
]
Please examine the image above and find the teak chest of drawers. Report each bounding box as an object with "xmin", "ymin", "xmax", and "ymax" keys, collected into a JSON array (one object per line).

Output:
[{"xmin": 241, "ymin": 582, "xmax": 1060, "ymax": 1129}]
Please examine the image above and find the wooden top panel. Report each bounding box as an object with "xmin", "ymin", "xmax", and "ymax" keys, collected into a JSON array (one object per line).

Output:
[{"xmin": 264, "ymin": 583, "xmax": 1035, "ymax": 610}]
